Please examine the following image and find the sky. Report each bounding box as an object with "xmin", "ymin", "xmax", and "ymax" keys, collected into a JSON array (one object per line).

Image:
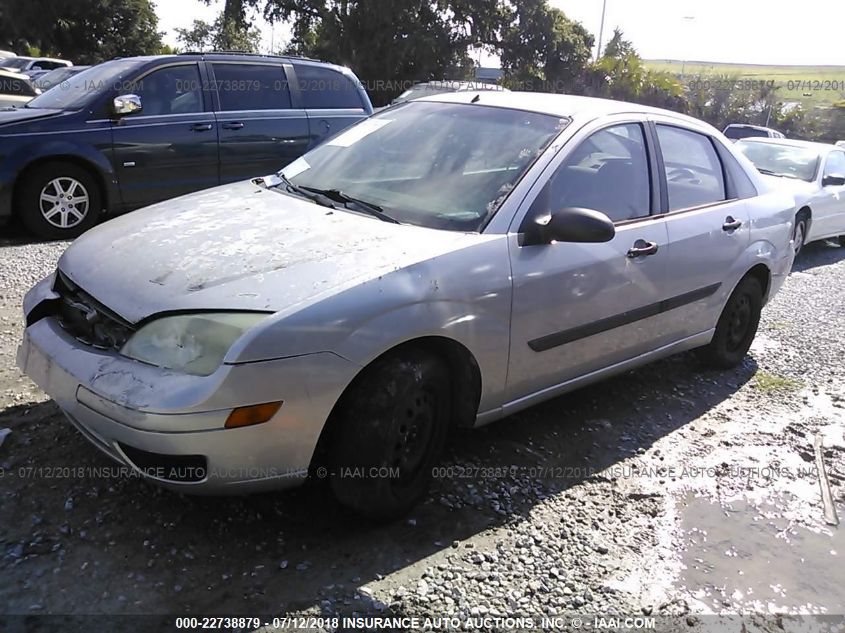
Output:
[{"xmin": 156, "ymin": 0, "xmax": 845, "ymax": 67}]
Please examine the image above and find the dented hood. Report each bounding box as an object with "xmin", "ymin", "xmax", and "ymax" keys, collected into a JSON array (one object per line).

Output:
[{"xmin": 58, "ymin": 180, "xmax": 472, "ymax": 323}]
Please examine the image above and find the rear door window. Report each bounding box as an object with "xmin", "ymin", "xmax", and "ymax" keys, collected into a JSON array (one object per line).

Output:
[
  {"xmin": 657, "ymin": 125, "xmax": 727, "ymax": 211},
  {"xmin": 295, "ymin": 65, "xmax": 363, "ymax": 109},
  {"xmin": 212, "ymin": 63, "xmax": 291, "ymax": 111}
]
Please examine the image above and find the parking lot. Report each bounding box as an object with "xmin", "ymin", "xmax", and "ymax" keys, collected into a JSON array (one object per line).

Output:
[{"xmin": 0, "ymin": 228, "xmax": 843, "ymax": 626}]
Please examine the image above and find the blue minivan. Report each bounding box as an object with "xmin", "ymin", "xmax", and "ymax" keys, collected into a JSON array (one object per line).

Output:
[{"xmin": 0, "ymin": 52, "xmax": 373, "ymax": 238}]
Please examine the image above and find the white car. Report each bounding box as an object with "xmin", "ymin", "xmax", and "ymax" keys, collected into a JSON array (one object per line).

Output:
[
  {"xmin": 736, "ymin": 138, "xmax": 845, "ymax": 254},
  {"xmin": 836, "ymin": 141, "xmax": 845, "ymax": 149},
  {"xmin": 0, "ymin": 68, "xmax": 39, "ymax": 109},
  {"xmin": 0, "ymin": 56, "xmax": 71, "ymax": 75}
]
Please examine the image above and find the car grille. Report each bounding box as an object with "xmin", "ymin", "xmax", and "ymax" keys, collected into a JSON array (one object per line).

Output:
[{"xmin": 53, "ymin": 271, "xmax": 135, "ymax": 351}]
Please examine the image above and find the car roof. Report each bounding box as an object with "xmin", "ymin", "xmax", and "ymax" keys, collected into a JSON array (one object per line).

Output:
[
  {"xmin": 735, "ymin": 137, "xmax": 839, "ymax": 152},
  {"xmin": 116, "ymin": 52, "xmax": 352, "ymax": 74},
  {"xmin": 417, "ymin": 91, "xmax": 716, "ymax": 130}
]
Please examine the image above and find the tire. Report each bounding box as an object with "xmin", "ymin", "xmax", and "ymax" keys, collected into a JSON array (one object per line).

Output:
[
  {"xmin": 328, "ymin": 348, "xmax": 451, "ymax": 520},
  {"xmin": 793, "ymin": 216, "xmax": 807, "ymax": 256},
  {"xmin": 697, "ymin": 276, "xmax": 763, "ymax": 369},
  {"xmin": 18, "ymin": 162, "xmax": 102, "ymax": 240},
  {"xmin": 839, "ymin": 235, "xmax": 845, "ymax": 248}
]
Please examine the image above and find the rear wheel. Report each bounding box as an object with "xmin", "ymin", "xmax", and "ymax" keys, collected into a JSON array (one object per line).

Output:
[
  {"xmin": 697, "ymin": 276, "xmax": 763, "ymax": 369},
  {"xmin": 18, "ymin": 162, "xmax": 102, "ymax": 240},
  {"xmin": 328, "ymin": 348, "xmax": 451, "ymax": 520}
]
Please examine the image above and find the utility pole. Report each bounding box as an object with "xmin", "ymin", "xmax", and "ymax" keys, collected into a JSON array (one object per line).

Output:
[
  {"xmin": 596, "ymin": 0, "xmax": 608, "ymax": 61},
  {"xmin": 680, "ymin": 15, "xmax": 696, "ymax": 76}
]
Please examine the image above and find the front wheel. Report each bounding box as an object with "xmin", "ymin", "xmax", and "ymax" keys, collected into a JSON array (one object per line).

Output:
[
  {"xmin": 697, "ymin": 276, "xmax": 763, "ymax": 369},
  {"xmin": 793, "ymin": 216, "xmax": 807, "ymax": 256},
  {"xmin": 18, "ymin": 162, "xmax": 102, "ymax": 240},
  {"xmin": 328, "ymin": 348, "xmax": 451, "ymax": 520}
]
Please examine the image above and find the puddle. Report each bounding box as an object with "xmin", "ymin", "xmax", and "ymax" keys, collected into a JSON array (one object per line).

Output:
[{"xmin": 679, "ymin": 494, "xmax": 844, "ymax": 614}]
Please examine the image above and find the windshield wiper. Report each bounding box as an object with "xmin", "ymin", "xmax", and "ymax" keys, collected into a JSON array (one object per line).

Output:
[
  {"xmin": 756, "ymin": 168, "xmax": 801, "ymax": 180},
  {"xmin": 300, "ymin": 186, "xmax": 400, "ymax": 224},
  {"xmin": 262, "ymin": 173, "xmax": 339, "ymax": 209}
]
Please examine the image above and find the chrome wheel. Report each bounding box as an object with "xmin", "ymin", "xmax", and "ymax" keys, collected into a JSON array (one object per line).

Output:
[{"xmin": 39, "ymin": 177, "xmax": 89, "ymax": 230}]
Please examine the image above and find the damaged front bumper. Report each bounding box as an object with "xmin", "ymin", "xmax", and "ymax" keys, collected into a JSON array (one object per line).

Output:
[{"xmin": 17, "ymin": 277, "xmax": 359, "ymax": 493}]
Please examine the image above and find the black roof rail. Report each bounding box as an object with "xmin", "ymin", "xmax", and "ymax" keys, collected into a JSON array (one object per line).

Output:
[{"xmin": 177, "ymin": 50, "xmax": 321, "ymax": 62}]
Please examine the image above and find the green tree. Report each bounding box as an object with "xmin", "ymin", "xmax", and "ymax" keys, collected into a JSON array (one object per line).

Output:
[
  {"xmin": 267, "ymin": 0, "xmax": 477, "ymax": 105},
  {"xmin": 602, "ymin": 27, "xmax": 635, "ymax": 60},
  {"xmin": 176, "ymin": 13, "xmax": 263, "ymax": 52},
  {"xmin": 0, "ymin": 0, "xmax": 163, "ymax": 64},
  {"xmin": 197, "ymin": 0, "xmax": 265, "ymax": 50},
  {"xmin": 575, "ymin": 29, "xmax": 686, "ymax": 111},
  {"xmin": 499, "ymin": 0, "xmax": 593, "ymax": 93}
]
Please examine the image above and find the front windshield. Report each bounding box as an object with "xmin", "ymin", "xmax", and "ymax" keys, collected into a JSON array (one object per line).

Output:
[
  {"xmin": 0, "ymin": 58, "xmax": 31, "ymax": 71},
  {"xmin": 27, "ymin": 59, "xmax": 139, "ymax": 110},
  {"xmin": 282, "ymin": 101, "xmax": 567, "ymax": 231},
  {"xmin": 737, "ymin": 141, "xmax": 819, "ymax": 182}
]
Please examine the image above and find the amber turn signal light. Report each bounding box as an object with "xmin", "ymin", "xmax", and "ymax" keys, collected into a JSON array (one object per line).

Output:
[{"xmin": 225, "ymin": 401, "xmax": 283, "ymax": 429}]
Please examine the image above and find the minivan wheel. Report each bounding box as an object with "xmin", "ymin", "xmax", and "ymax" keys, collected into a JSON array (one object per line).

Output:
[
  {"xmin": 697, "ymin": 276, "xmax": 763, "ymax": 369},
  {"xmin": 328, "ymin": 349, "xmax": 451, "ymax": 520},
  {"xmin": 18, "ymin": 162, "xmax": 102, "ymax": 240}
]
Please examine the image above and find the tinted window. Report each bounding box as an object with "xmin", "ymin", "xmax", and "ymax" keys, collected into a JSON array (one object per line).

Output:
[
  {"xmin": 725, "ymin": 126, "xmax": 768, "ymax": 140},
  {"xmin": 532, "ymin": 123, "xmax": 651, "ymax": 223},
  {"xmin": 131, "ymin": 64, "xmax": 203, "ymax": 116},
  {"xmin": 0, "ymin": 75, "xmax": 35, "ymax": 96},
  {"xmin": 657, "ymin": 125, "xmax": 726, "ymax": 211},
  {"xmin": 824, "ymin": 151, "xmax": 845, "ymax": 178},
  {"xmin": 212, "ymin": 63, "xmax": 291, "ymax": 111},
  {"xmin": 33, "ymin": 60, "xmax": 64, "ymax": 71},
  {"xmin": 296, "ymin": 65, "xmax": 362, "ymax": 109}
]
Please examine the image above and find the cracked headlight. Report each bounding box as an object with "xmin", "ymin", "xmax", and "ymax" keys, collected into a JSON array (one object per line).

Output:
[{"xmin": 121, "ymin": 312, "xmax": 268, "ymax": 376}]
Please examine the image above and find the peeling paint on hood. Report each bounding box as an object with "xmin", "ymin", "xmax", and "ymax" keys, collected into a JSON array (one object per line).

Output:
[{"xmin": 58, "ymin": 180, "xmax": 476, "ymax": 323}]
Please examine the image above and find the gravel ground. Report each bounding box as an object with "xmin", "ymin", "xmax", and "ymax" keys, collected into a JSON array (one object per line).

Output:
[{"xmin": 0, "ymin": 229, "xmax": 843, "ymax": 632}]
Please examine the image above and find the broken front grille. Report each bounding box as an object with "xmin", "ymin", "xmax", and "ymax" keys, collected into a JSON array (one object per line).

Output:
[{"xmin": 53, "ymin": 271, "xmax": 135, "ymax": 351}]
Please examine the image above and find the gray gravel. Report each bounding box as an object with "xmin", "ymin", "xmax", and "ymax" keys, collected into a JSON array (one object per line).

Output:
[{"xmin": 0, "ymin": 234, "xmax": 843, "ymax": 630}]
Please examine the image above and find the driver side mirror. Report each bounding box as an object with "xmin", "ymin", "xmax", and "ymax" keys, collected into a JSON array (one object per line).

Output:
[
  {"xmin": 521, "ymin": 207, "xmax": 616, "ymax": 246},
  {"xmin": 822, "ymin": 173, "xmax": 845, "ymax": 187},
  {"xmin": 113, "ymin": 94, "xmax": 142, "ymax": 116}
]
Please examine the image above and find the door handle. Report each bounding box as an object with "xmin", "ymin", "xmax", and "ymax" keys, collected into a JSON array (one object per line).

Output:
[
  {"xmin": 722, "ymin": 216, "xmax": 743, "ymax": 232},
  {"xmin": 191, "ymin": 123, "xmax": 213, "ymax": 132},
  {"xmin": 222, "ymin": 122, "xmax": 245, "ymax": 130},
  {"xmin": 627, "ymin": 240, "xmax": 659, "ymax": 258}
]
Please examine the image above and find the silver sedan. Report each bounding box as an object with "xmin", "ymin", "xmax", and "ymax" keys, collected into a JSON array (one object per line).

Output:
[
  {"xmin": 736, "ymin": 137, "xmax": 845, "ymax": 254},
  {"xmin": 18, "ymin": 92, "xmax": 796, "ymax": 518}
]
